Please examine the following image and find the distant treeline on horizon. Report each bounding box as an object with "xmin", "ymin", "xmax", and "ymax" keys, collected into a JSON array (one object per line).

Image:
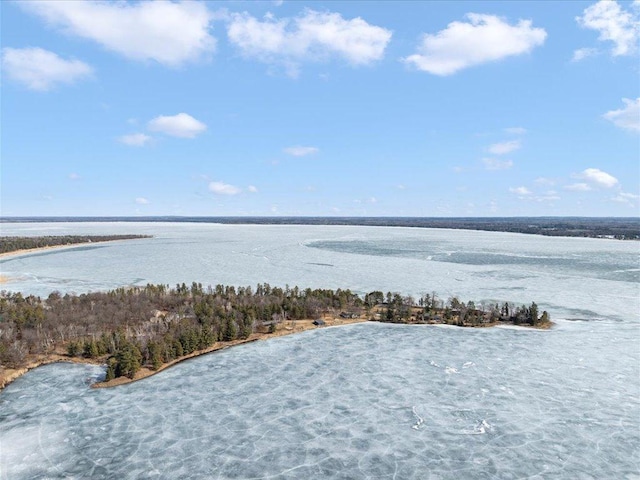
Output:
[{"xmin": 1, "ymin": 216, "xmax": 638, "ymax": 239}]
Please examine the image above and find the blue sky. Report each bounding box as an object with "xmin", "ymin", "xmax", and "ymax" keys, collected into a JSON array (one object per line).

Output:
[{"xmin": 1, "ymin": 0, "xmax": 638, "ymax": 217}]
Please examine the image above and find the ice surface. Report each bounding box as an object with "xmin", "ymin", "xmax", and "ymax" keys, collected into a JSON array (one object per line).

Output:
[
  {"xmin": 1, "ymin": 223, "xmax": 639, "ymax": 478},
  {"xmin": 1, "ymin": 323, "xmax": 639, "ymax": 479},
  {"xmin": 1, "ymin": 222, "xmax": 638, "ymax": 322}
]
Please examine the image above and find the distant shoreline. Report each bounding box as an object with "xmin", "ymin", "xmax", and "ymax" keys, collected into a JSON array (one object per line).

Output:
[
  {"xmin": 0, "ymin": 242, "xmax": 105, "ymax": 261},
  {"xmin": 0, "ymin": 237, "xmax": 150, "ymax": 261},
  {"xmin": 0, "ymin": 243, "xmax": 111, "ymax": 285},
  {"xmin": 1, "ymin": 216, "xmax": 638, "ymax": 239},
  {"xmin": 0, "ymin": 238, "xmax": 149, "ymax": 286}
]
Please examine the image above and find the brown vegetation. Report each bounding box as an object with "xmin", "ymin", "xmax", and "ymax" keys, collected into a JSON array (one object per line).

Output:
[{"xmin": 0, "ymin": 283, "xmax": 550, "ymax": 390}]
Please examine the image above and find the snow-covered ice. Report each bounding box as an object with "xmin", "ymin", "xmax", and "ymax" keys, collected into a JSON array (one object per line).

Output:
[{"xmin": 1, "ymin": 223, "xmax": 638, "ymax": 478}]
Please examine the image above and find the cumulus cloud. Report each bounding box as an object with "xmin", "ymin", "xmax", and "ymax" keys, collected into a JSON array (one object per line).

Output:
[
  {"xmin": 482, "ymin": 158, "xmax": 513, "ymax": 170},
  {"xmin": 575, "ymin": 168, "xmax": 619, "ymax": 188},
  {"xmin": 403, "ymin": 13, "xmax": 546, "ymax": 75},
  {"xmin": 68, "ymin": 173, "xmax": 80, "ymax": 180},
  {"xmin": 576, "ymin": 0, "xmax": 639, "ymax": 57},
  {"xmin": 247, "ymin": 185, "xmax": 258, "ymax": 193},
  {"xmin": 603, "ymin": 98, "xmax": 640, "ymax": 133},
  {"xmin": 209, "ymin": 181, "xmax": 241, "ymax": 195},
  {"xmin": 21, "ymin": 0, "xmax": 215, "ymax": 67},
  {"xmin": 2, "ymin": 47, "xmax": 92, "ymax": 91},
  {"xmin": 283, "ymin": 146, "xmax": 319, "ymax": 156},
  {"xmin": 227, "ymin": 9, "xmax": 391, "ymax": 76},
  {"xmin": 488, "ymin": 140, "xmax": 521, "ymax": 155},
  {"xmin": 119, "ymin": 133, "xmax": 152, "ymax": 146},
  {"xmin": 135, "ymin": 197, "xmax": 150, "ymax": 205},
  {"xmin": 148, "ymin": 113, "xmax": 206, "ymax": 138},
  {"xmin": 509, "ymin": 186, "xmax": 532, "ymax": 195}
]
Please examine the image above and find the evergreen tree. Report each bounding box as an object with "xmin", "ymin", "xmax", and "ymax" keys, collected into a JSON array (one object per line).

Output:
[
  {"xmin": 115, "ymin": 342, "xmax": 142, "ymax": 379},
  {"xmin": 83, "ymin": 339, "xmax": 99, "ymax": 358},
  {"xmin": 67, "ymin": 340, "xmax": 81, "ymax": 357},
  {"xmin": 222, "ymin": 317, "xmax": 238, "ymax": 341}
]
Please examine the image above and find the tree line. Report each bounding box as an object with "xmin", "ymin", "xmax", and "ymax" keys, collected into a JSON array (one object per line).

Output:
[
  {"xmin": 0, "ymin": 282, "xmax": 363, "ymax": 380},
  {"xmin": 0, "ymin": 283, "xmax": 549, "ymax": 382},
  {"xmin": 0, "ymin": 235, "xmax": 151, "ymax": 254},
  {"xmin": 370, "ymin": 290, "xmax": 549, "ymax": 327}
]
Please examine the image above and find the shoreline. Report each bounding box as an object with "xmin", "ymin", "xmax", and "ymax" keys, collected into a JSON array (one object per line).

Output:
[
  {"xmin": 0, "ymin": 317, "xmax": 367, "ymax": 392},
  {"xmin": 0, "ymin": 317, "xmax": 551, "ymax": 392},
  {"xmin": 0, "ymin": 239, "xmax": 138, "ymax": 261},
  {"xmin": 0, "ymin": 239, "xmax": 148, "ymax": 285}
]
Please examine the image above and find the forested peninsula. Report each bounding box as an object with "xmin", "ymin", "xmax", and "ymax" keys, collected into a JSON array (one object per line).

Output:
[
  {"xmin": 0, "ymin": 235, "xmax": 152, "ymax": 255},
  {"xmin": 0, "ymin": 283, "xmax": 550, "ymax": 390}
]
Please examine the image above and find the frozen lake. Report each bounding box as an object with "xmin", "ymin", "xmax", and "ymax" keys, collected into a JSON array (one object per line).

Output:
[
  {"xmin": 1, "ymin": 223, "xmax": 639, "ymax": 478},
  {"xmin": 1, "ymin": 222, "xmax": 638, "ymax": 322}
]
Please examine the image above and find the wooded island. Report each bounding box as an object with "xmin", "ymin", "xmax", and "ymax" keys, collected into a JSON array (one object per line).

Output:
[{"xmin": 0, "ymin": 282, "xmax": 550, "ymax": 390}]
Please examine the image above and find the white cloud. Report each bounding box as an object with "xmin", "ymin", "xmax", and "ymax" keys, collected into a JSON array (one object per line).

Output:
[
  {"xmin": 504, "ymin": 126, "xmax": 527, "ymax": 135},
  {"xmin": 227, "ymin": 9, "xmax": 391, "ymax": 75},
  {"xmin": 135, "ymin": 197, "xmax": 150, "ymax": 205},
  {"xmin": 576, "ymin": 168, "xmax": 619, "ymax": 188},
  {"xmin": 612, "ymin": 191, "xmax": 640, "ymax": 204},
  {"xmin": 119, "ymin": 133, "xmax": 152, "ymax": 147},
  {"xmin": 564, "ymin": 183, "xmax": 592, "ymax": 192},
  {"xmin": 576, "ymin": 0, "xmax": 639, "ymax": 56},
  {"xmin": 283, "ymin": 146, "xmax": 319, "ymax": 156},
  {"xmin": 2, "ymin": 47, "xmax": 92, "ymax": 91},
  {"xmin": 248, "ymin": 185, "xmax": 258, "ymax": 193},
  {"xmin": 482, "ymin": 158, "xmax": 513, "ymax": 170},
  {"xmin": 68, "ymin": 173, "xmax": 80, "ymax": 180},
  {"xmin": 603, "ymin": 98, "xmax": 640, "ymax": 133},
  {"xmin": 403, "ymin": 13, "xmax": 546, "ymax": 75},
  {"xmin": 21, "ymin": 1, "xmax": 215, "ymax": 67},
  {"xmin": 488, "ymin": 140, "xmax": 521, "ymax": 155},
  {"xmin": 509, "ymin": 186, "xmax": 532, "ymax": 195},
  {"xmin": 209, "ymin": 181, "xmax": 241, "ymax": 195},
  {"xmin": 572, "ymin": 47, "xmax": 598, "ymax": 62},
  {"xmin": 148, "ymin": 113, "xmax": 207, "ymax": 138}
]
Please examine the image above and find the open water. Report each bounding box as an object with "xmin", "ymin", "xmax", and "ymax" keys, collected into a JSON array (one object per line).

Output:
[{"xmin": 0, "ymin": 223, "xmax": 638, "ymax": 479}]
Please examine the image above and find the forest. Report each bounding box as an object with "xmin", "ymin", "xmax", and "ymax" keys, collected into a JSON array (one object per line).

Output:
[
  {"xmin": 0, "ymin": 235, "xmax": 151, "ymax": 254},
  {"xmin": 0, "ymin": 283, "xmax": 549, "ymax": 385}
]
